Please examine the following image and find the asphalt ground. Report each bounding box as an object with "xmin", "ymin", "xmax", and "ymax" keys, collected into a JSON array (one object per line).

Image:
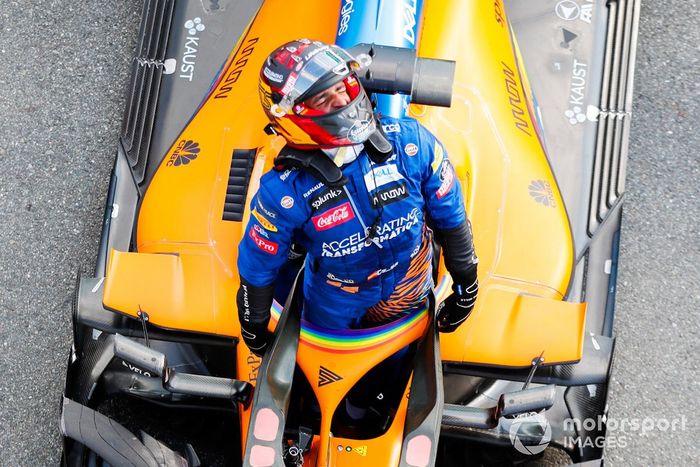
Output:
[{"xmin": 0, "ymin": 1, "xmax": 697, "ymax": 466}]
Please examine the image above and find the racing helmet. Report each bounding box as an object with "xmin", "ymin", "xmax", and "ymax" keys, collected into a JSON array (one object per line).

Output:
[{"xmin": 258, "ymin": 39, "xmax": 376, "ymax": 149}]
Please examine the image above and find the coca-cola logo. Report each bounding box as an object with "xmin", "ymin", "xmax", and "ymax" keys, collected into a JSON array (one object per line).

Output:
[{"xmin": 312, "ymin": 202, "xmax": 355, "ymax": 231}]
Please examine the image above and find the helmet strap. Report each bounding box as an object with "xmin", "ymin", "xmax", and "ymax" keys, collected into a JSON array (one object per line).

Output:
[
  {"xmin": 273, "ymin": 146, "xmax": 348, "ymax": 187},
  {"xmin": 363, "ymin": 122, "xmax": 393, "ymax": 164}
]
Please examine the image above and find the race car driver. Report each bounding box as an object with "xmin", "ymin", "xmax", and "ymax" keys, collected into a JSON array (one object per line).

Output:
[{"xmin": 237, "ymin": 39, "xmax": 479, "ymax": 357}]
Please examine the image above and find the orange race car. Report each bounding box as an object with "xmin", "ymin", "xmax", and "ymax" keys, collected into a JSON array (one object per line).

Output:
[{"xmin": 60, "ymin": 1, "xmax": 639, "ymax": 465}]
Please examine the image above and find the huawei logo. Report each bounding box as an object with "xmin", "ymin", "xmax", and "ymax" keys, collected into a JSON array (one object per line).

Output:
[
  {"xmin": 166, "ymin": 140, "xmax": 201, "ymax": 167},
  {"xmin": 528, "ymin": 180, "xmax": 556, "ymax": 208}
]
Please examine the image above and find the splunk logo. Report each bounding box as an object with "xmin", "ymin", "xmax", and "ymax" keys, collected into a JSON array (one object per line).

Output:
[
  {"xmin": 179, "ymin": 18, "xmax": 206, "ymax": 82},
  {"xmin": 166, "ymin": 140, "xmax": 201, "ymax": 167}
]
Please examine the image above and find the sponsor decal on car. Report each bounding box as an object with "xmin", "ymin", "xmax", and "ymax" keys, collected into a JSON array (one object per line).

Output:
[
  {"xmin": 249, "ymin": 227, "xmax": 278, "ymax": 254},
  {"xmin": 251, "ymin": 209, "xmax": 278, "ymax": 232},
  {"xmin": 436, "ymin": 161, "xmax": 455, "ymax": 199},
  {"xmin": 166, "ymin": 140, "xmax": 201, "ymax": 167},
  {"xmin": 404, "ymin": 143, "xmax": 418, "ymax": 156},
  {"xmin": 309, "ymin": 188, "xmax": 347, "ymax": 212},
  {"xmin": 528, "ymin": 180, "xmax": 557, "ymax": 207},
  {"xmin": 402, "ymin": 0, "xmax": 418, "ymax": 45},
  {"xmin": 555, "ymin": 0, "xmax": 593, "ymax": 24},
  {"xmin": 565, "ymin": 59, "xmax": 591, "ymax": 125},
  {"xmin": 179, "ymin": 18, "xmax": 205, "ymax": 82},
  {"xmin": 214, "ymin": 37, "xmax": 259, "ymax": 99},
  {"xmin": 370, "ymin": 182, "xmax": 409, "ymax": 207},
  {"xmin": 281, "ymin": 196, "xmax": 294, "ymax": 209},
  {"xmin": 363, "ymin": 164, "xmax": 405, "ymax": 192},
  {"xmin": 494, "ymin": 0, "xmax": 505, "ymax": 27},
  {"xmin": 502, "ymin": 61, "xmax": 532, "ymax": 137},
  {"xmin": 312, "ymin": 202, "xmax": 355, "ymax": 231},
  {"xmin": 337, "ymin": 0, "xmax": 355, "ymax": 36}
]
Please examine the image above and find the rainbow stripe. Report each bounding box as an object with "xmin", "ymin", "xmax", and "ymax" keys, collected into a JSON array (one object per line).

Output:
[
  {"xmin": 268, "ymin": 276, "xmax": 453, "ymax": 352},
  {"xmin": 270, "ymin": 301, "xmax": 428, "ymax": 353},
  {"xmin": 434, "ymin": 274, "xmax": 451, "ymax": 303}
]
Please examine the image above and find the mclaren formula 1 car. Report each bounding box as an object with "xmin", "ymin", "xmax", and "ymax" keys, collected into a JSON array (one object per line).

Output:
[{"xmin": 60, "ymin": 0, "xmax": 640, "ymax": 465}]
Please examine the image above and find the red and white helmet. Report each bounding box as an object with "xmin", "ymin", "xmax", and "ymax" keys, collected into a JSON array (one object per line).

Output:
[{"xmin": 258, "ymin": 39, "xmax": 375, "ymax": 149}]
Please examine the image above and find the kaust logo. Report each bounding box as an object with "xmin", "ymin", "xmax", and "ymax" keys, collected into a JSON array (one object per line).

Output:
[
  {"xmin": 180, "ymin": 18, "xmax": 205, "ymax": 82},
  {"xmin": 166, "ymin": 140, "xmax": 201, "ymax": 167},
  {"xmin": 312, "ymin": 202, "xmax": 355, "ymax": 231}
]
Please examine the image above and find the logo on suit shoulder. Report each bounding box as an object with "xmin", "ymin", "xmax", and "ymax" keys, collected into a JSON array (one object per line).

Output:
[
  {"xmin": 249, "ymin": 227, "xmax": 278, "ymax": 254},
  {"xmin": 251, "ymin": 209, "xmax": 278, "ymax": 232},
  {"xmin": 436, "ymin": 161, "xmax": 455, "ymax": 199},
  {"xmin": 256, "ymin": 199, "xmax": 277, "ymax": 219},
  {"xmin": 253, "ymin": 224, "xmax": 269, "ymax": 239},
  {"xmin": 404, "ymin": 143, "xmax": 418, "ymax": 156},
  {"xmin": 281, "ymin": 196, "xmax": 294, "ymax": 209},
  {"xmin": 431, "ymin": 142, "xmax": 445, "ymax": 172},
  {"xmin": 312, "ymin": 202, "xmax": 355, "ymax": 231}
]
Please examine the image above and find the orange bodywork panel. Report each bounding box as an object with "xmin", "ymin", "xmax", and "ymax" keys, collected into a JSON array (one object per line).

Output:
[
  {"xmin": 103, "ymin": 249, "xmax": 237, "ymax": 335},
  {"xmin": 455, "ymin": 285, "xmax": 586, "ymax": 367},
  {"xmin": 102, "ymin": 0, "xmax": 584, "ymax": 371},
  {"xmin": 415, "ymin": 0, "xmax": 581, "ymax": 364},
  {"xmin": 297, "ymin": 311, "xmax": 428, "ymax": 466},
  {"xmin": 103, "ymin": 0, "xmax": 338, "ymax": 336}
]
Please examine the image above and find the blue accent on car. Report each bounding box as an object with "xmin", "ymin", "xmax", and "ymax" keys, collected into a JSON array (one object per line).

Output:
[{"xmin": 335, "ymin": 0, "xmax": 424, "ymax": 118}]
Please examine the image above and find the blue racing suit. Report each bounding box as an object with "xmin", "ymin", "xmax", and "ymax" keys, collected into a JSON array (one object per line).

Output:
[{"xmin": 238, "ymin": 116, "xmax": 470, "ymax": 330}]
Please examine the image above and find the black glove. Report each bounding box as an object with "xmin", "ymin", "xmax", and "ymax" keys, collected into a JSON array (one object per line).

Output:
[
  {"xmin": 437, "ymin": 268, "xmax": 479, "ymax": 333},
  {"xmin": 237, "ymin": 278, "xmax": 275, "ymax": 357}
]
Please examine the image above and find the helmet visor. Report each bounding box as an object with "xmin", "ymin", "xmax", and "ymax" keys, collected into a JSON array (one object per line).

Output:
[{"xmin": 279, "ymin": 46, "xmax": 357, "ymax": 110}]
